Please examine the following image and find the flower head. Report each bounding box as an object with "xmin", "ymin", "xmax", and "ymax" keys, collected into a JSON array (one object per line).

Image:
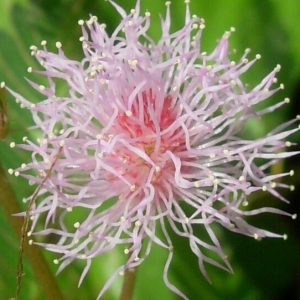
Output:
[{"xmin": 8, "ymin": 0, "xmax": 299, "ymax": 299}]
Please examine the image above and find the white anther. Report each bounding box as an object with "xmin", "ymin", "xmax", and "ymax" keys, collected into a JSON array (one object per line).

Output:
[
  {"xmin": 135, "ymin": 220, "xmax": 141, "ymax": 227},
  {"xmin": 27, "ymin": 67, "xmax": 32, "ymax": 73},
  {"xmin": 290, "ymin": 170, "xmax": 294, "ymax": 176},
  {"xmin": 292, "ymin": 214, "xmax": 297, "ymax": 220},
  {"xmin": 271, "ymin": 182, "xmax": 276, "ymax": 188},
  {"xmin": 59, "ymin": 140, "xmax": 65, "ymax": 147},
  {"xmin": 53, "ymin": 259, "xmax": 59, "ymax": 265},
  {"xmin": 91, "ymin": 16, "xmax": 98, "ymax": 22},
  {"xmin": 55, "ymin": 42, "xmax": 62, "ymax": 49},
  {"xmin": 97, "ymin": 64, "xmax": 104, "ymax": 70},
  {"xmin": 275, "ymin": 64, "xmax": 281, "ymax": 72},
  {"xmin": 262, "ymin": 185, "xmax": 267, "ymax": 191},
  {"xmin": 125, "ymin": 110, "xmax": 132, "ymax": 117},
  {"xmin": 194, "ymin": 181, "xmax": 200, "ymax": 188},
  {"xmin": 128, "ymin": 59, "xmax": 138, "ymax": 66},
  {"xmin": 213, "ymin": 178, "xmax": 219, "ymax": 185},
  {"xmin": 74, "ymin": 222, "xmax": 80, "ymax": 228},
  {"xmin": 78, "ymin": 20, "xmax": 84, "ymax": 26},
  {"xmin": 67, "ymin": 207, "xmax": 72, "ymax": 212},
  {"xmin": 223, "ymin": 149, "xmax": 229, "ymax": 155},
  {"xmin": 8, "ymin": 169, "xmax": 14, "ymax": 175},
  {"xmin": 29, "ymin": 45, "xmax": 37, "ymax": 51},
  {"xmin": 285, "ymin": 141, "xmax": 291, "ymax": 147},
  {"xmin": 10, "ymin": 142, "xmax": 16, "ymax": 148},
  {"xmin": 223, "ymin": 31, "xmax": 230, "ymax": 39}
]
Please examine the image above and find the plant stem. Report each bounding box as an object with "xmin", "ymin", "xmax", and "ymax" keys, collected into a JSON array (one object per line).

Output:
[
  {"xmin": 119, "ymin": 263, "xmax": 138, "ymax": 300},
  {"xmin": 0, "ymin": 163, "xmax": 65, "ymax": 300}
]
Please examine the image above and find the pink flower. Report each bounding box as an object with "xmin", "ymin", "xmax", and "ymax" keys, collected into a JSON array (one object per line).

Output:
[{"xmin": 8, "ymin": 0, "xmax": 299, "ymax": 299}]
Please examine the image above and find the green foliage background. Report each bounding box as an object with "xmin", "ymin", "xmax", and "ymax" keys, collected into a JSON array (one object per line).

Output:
[{"xmin": 0, "ymin": 0, "xmax": 300, "ymax": 299}]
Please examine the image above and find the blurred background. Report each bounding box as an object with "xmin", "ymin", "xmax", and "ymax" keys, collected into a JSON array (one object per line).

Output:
[{"xmin": 0, "ymin": 0, "xmax": 300, "ymax": 299}]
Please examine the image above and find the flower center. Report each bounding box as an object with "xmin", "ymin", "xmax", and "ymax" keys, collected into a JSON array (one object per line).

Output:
[
  {"xmin": 105, "ymin": 89, "xmax": 186, "ymax": 193},
  {"xmin": 117, "ymin": 90, "xmax": 176, "ymax": 139}
]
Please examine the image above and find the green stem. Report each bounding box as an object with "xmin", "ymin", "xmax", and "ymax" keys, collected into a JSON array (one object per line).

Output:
[
  {"xmin": 119, "ymin": 262, "xmax": 138, "ymax": 300},
  {"xmin": 0, "ymin": 163, "xmax": 65, "ymax": 300}
]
